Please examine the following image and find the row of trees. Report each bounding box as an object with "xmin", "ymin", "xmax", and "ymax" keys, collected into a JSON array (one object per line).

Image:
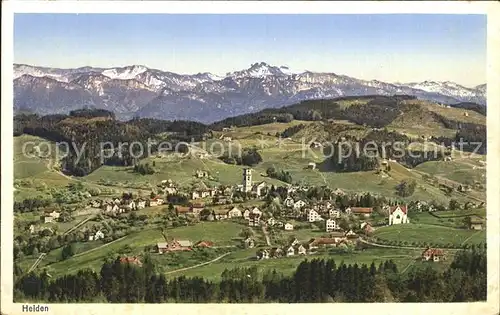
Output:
[
  {"xmin": 14, "ymin": 247, "xmax": 486, "ymax": 303},
  {"xmin": 266, "ymin": 167, "xmax": 293, "ymax": 183},
  {"xmin": 219, "ymin": 148, "xmax": 263, "ymax": 167}
]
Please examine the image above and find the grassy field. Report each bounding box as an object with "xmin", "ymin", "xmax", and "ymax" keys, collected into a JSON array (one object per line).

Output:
[
  {"xmin": 14, "ymin": 135, "xmax": 72, "ymax": 201},
  {"xmin": 14, "ymin": 120, "xmax": 482, "ymax": 206},
  {"xmin": 165, "ymin": 247, "xmax": 438, "ymax": 282},
  {"xmin": 36, "ymin": 221, "xmax": 251, "ymax": 277},
  {"xmin": 372, "ymin": 224, "xmax": 486, "ymax": 247}
]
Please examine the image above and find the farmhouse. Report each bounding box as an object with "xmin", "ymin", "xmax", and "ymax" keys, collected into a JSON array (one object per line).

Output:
[
  {"xmin": 286, "ymin": 246, "xmax": 296, "ymax": 257},
  {"xmin": 307, "ymin": 162, "xmax": 317, "ymax": 170},
  {"xmin": 190, "ymin": 203, "xmax": 205, "ymax": 216},
  {"xmin": 95, "ymin": 230, "xmax": 105, "ymax": 240},
  {"xmin": 293, "ymin": 200, "xmax": 307, "ymax": 210},
  {"xmin": 195, "ymin": 170, "xmax": 209, "ymax": 178},
  {"xmin": 157, "ymin": 240, "xmax": 193, "ymax": 253},
  {"xmin": 194, "ymin": 240, "xmax": 214, "ymax": 248},
  {"xmin": 252, "ymin": 181, "xmax": 268, "ymax": 197},
  {"xmin": 388, "ymin": 205, "xmax": 410, "ymax": 225},
  {"xmin": 284, "ymin": 197, "xmax": 295, "ymax": 208},
  {"xmin": 256, "ymin": 249, "xmax": 270, "ymax": 260},
  {"xmin": 243, "ymin": 209, "xmax": 251, "ymax": 220},
  {"xmin": 307, "ymin": 238, "xmax": 337, "ymax": 251},
  {"xmin": 251, "ymin": 207, "xmax": 263, "ymax": 216},
  {"xmin": 306, "ymin": 209, "xmax": 322, "ymax": 222},
  {"xmin": 164, "ymin": 187, "xmax": 178, "ymax": 195},
  {"xmin": 346, "ymin": 207, "xmax": 373, "ymax": 217},
  {"xmin": 175, "ymin": 206, "xmax": 191, "ymax": 216},
  {"xmin": 284, "ymin": 223, "xmax": 294, "ymax": 231},
  {"xmin": 119, "ymin": 256, "xmax": 143, "ymax": 266},
  {"xmin": 136, "ymin": 200, "xmax": 147, "ymax": 209},
  {"xmin": 248, "ymin": 213, "xmax": 261, "ymax": 226},
  {"xmin": 43, "ymin": 210, "xmax": 61, "ymax": 223},
  {"xmin": 267, "ymin": 217, "xmax": 276, "ymax": 226},
  {"xmin": 243, "ymin": 237, "xmax": 255, "ymax": 248},
  {"xmin": 422, "ymin": 248, "xmax": 445, "ymax": 262},
  {"xmin": 468, "ymin": 216, "xmax": 485, "ymax": 230},
  {"xmin": 149, "ymin": 197, "xmax": 164, "ymax": 207},
  {"xmin": 325, "ymin": 219, "xmax": 340, "ymax": 232},
  {"xmin": 214, "ymin": 209, "xmax": 229, "ymax": 220},
  {"xmin": 329, "ymin": 209, "xmax": 341, "ymax": 218},
  {"xmin": 344, "ymin": 230, "xmax": 357, "ymax": 239},
  {"xmin": 227, "ymin": 206, "xmax": 242, "ymax": 218},
  {"xmin": 360, "ymin": 222, "xmax": 374, "ymax": 234},
  {"xmin": 270, "ymin": 247, "xmax": 284, "ymax": 258}
]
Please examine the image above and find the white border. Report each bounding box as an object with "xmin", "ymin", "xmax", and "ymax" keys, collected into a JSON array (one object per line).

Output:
[{"xmin": 2, "ymin": 2, "xmax": 499, "ymax": 315}]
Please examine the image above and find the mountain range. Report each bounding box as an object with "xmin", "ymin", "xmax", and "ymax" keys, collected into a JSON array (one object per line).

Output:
[{"xmin": 13, "ymin": 62, "xmax": 487, "ymax": 123}]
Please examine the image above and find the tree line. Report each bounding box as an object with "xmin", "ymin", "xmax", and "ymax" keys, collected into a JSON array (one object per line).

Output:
[{"xmin": 14, "ymin": 247, "xmax": 486, "ymax": 303}]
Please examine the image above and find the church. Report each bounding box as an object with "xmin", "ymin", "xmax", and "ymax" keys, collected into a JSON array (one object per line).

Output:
[{"xmin": 387, "ymin": 205, "xmax": 410, "ymax": 225}]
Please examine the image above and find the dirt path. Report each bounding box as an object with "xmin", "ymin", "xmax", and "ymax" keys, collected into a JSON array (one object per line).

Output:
[
  {"xmin": 164, "ymin": 252, "xmax": 232, "ymax": 275},
  {"xmin": 27, "ymin": 253, "xmax": 47, "ymax": 273},
  {"xmin": 63, "ymin": 215, "xmax": 96, "ymax": 235},
  {"xmin": 71, "ymin": 236, "xmax": 128, "ymax": 258},
  {"xmin": 262, "ymin": 225, "xmax": 272, "ymax": 246}
]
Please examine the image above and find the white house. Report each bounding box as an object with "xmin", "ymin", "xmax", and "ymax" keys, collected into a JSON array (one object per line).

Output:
[
  {"xmin": 251, "ymin": 207, "xmax": 262, "ymax": 216},
  {"xmin": 243, "ymin": 209, "xmax": 251, "ymax": 220},
  {"xmin": 284, "ymin": 223, "xmax": 294, "ymax": 231},
  {"xmin": 307, "ymin": 162, "xmax": 316, "ymax": 170},
  {"xmin": 164, "ymin": 187, "xmax": 177, "ymax": 195},
  {"xmin": 329, "ymin": 209, "xmax": 341, "ymax": 218},
  {"xmin": 306, "ymin": 209, "xmax": 322, "ymax": 222},
  {"xmin": 252, "ymin": 182, "xmax": 267, "ymax": 197},
  {"xmin": 126, "ymin": 200, "xmax": 136, "ymax": 211},
  {"xmin": 191, "ymin": 191, "xmax": 201, "ymax": 200},
  {"xmin": 326, "ymin": 219, "xmax": 339, "ymax": 232},
  {"xmin": 286, "ymin": 246, "xmax": 295, "ymax": 257},
  {"xmin": 293, "ymin": 200, "xmax": 307, "ymax": 210},
  {"xmin": 48, "ymin": 211, "xmax": 60, "ymax": 219},
  {"xmin": 267, "ymin": 217, "xmax": 276, "ymax": 226},
  {"xmin": 227, "ymin": 207, "xmax": 242, "ymax": 218},
  {"xmin": 388, "ymin": 205, "xmax": 410, "ymax": 225},
  {"xmin": 94, "ymin": 230, "xmax": 105, "ymax": 240},
  {"xmin": 136, "ymin": 200, "xmax": 147, "ymax": 209},
  {"xmin": 284, "ymin": 197, "xmax": 295, "ymax": 208}
]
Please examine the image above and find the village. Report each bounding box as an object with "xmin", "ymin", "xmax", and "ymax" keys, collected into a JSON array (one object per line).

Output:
[{"xmin": 30, "ymin": 167, "xmax": 486, "ymax": 271}]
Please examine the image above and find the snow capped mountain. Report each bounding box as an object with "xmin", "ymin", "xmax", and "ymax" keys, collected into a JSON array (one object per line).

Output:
[
  {"xmin": 101, "ymin": 65, "xmax": 148, "ymax": 80},
  {"xmin": 12, "ymin": 62, "xmax": 486, "ymax": 122},
  {"xmin": 227, "ymin": 62, "xmax": 293, "ymax": 79},
  {"xmin": 400, "ymin": 81, "xmax": 484, "ymax": 103}
]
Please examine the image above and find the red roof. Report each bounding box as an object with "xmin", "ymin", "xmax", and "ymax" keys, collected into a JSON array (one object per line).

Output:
[
  {"xmin": 191, "ymin": 203, "xmax": 205, "ymax": 208},
  {"xmin": 309, "ymin": 238, "xmax": 337, "ymax": 246},
  {"xmin": 351, "ymin": 207, "xmax": 373, "ymax": 214},
  {"xmin": 195, "ymin": 240, "xmax": 214, "ymax": 247},
  {"xmin": 119, "ymin": 256, "xmax": 142, "ymax": 266},
  {"xmin": 176, "ymin": 206, "xmax": 190, "ymax": 213},
  {"xmin": 422, "ymin": 248, "xmax": 444, "ymax": 257},
  {"xmin": 390, "ymin": 205, "xmax": 407, "ymax": 214},
  {"xmin": 151, "ymin": 196, "xmax": 163, "ymax": 201}
]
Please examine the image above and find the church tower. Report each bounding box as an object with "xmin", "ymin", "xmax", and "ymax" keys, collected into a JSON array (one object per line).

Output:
[{"xmin": 242, "ymin": 168, "xmax": 253, "ymax": 192}]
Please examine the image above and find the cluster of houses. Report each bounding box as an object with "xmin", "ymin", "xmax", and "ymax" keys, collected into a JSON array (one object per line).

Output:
[
  {"xmin": 85, "ymin": 196, "xmax": 165, "ymax": 215},
  {"xmin": 421, "ymin": 248, "xmax": 445, "ymax": 262},
  {"xmin": 256, "ymin": 233, "xmax": 358, "ymax": 260},
  {"xmin": 156, "ymin": 239, "xmax": 214, "ymax": 253}
]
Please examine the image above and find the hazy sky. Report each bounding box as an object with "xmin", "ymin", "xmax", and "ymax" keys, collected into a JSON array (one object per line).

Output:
[{"xmin": 14, "ymin": 14, "xmax": 486, "ymax": 87}]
